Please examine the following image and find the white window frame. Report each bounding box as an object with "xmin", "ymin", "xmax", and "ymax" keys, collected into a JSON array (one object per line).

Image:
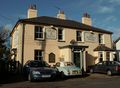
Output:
[
  {"xmin": 98, "ymin": 34, "xmax": 104, "ymax": 44},
  {"xmin": 76, "ymin": 31, "xmax": 82, "ymax": 42},
  {"xmin": 58, "ymin": 27, "xmax": 65, "ymax": 41},
  {"xmin": 98, "ymin": 51, "xmax": 103, "ymax": 62},
  {"xmin": 35, "ymin": 26, "xmax": 44, "ymax": 40},
  {"xmin": 34, "ymin": 50, "xmax": 43, "ymax": 61}
]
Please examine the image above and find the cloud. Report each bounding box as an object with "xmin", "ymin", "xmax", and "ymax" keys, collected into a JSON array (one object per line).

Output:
[
  {"xmin": 112, "ymin": 29, "xmax": 120, "ymax": 40},
  {"xmin": 109, "ymin": 0, "xmax": 120, "ymax": 4},
  {"xmin": 4, "ymin": 24, "xmax": 13, "ymax": 30},
  {"xmin": 98, "ymin": 6, "xmax": 114, "ymax": 13},
  {"xmin": 104, "ymin": 16, "xmax": 117, "ymax": 22}
]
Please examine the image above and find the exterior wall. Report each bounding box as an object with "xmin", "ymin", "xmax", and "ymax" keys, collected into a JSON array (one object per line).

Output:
[
  {"xmin": 60, "ymin": 48, "xmax": 72, "ymax": 62},
  {"xmin": 11, "ymin": 24, "xmax": 23, "ymax": 63},
  {"xmin": 11, "ymin": 23, "xmax": 113, "ymax": 68},
  {"xmin": 82, "ymin": 17, "xmax": 92, "ymax": 26},
  {"xmin": 27, "ymin": 9, "xmax": 37, "ymax": 18},
  {"xmin": 116, "ymin": 41, "xmax": 120, "ymax": 50},
  {"xmin": 116, "ymin": 40, "xmax": 120, "ymax": 61},
  {"xmin": 104, "ymin": 34, "xmax": 112, "ymax": 48}
]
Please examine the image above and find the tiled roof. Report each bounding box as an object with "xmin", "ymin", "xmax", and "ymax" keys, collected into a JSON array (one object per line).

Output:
[
  {"xmin": 94, "ymin": 44, "xmax": 114, "ymax": 51},
  {"xmin": 17, "ymin": 16, "xmax": 112, "ymax": 34}
]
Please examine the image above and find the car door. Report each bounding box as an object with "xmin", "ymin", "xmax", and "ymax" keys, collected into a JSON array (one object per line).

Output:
[
  {"xmin": 100, "ymin": 61, "xmax": 107, "ymax": 73},
  {"xmin": 94, "ymin": 62, "xmax": 103, "ymax": 72}
]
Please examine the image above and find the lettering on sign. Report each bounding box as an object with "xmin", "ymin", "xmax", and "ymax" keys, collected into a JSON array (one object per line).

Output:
[{"xmin": 84, "ymin": 32, "xmax": 98, "ymax": 42}]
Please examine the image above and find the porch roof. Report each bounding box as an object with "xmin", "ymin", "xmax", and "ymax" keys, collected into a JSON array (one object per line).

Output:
[
  {"xmin": 59, "ymin": 45, "xmax": 88, "ymax": 49},
  {"xmin": 94, "ymin": 44, "xmax": 115, "ymax": 51}
]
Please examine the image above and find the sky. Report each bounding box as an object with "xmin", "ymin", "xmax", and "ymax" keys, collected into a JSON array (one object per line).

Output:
[{"xmin": 0, "ymin": 0, "xmax": 120, "ymax": 40}]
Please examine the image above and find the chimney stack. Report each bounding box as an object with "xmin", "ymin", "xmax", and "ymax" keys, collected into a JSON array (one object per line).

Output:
[
  {"xmin": 57, "ymin": 10, "xmax": 66, "ymax": 20},
  {"xmin": 82, "ymin": 13, "xmax": 92, "ymax": 26},
  {"xmin": 27, "ymin": 4, "xmax": 37, "ymax": 18}
]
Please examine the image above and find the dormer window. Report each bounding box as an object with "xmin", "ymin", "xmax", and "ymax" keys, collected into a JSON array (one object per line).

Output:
[{"xmin": 35, "ymin": 26, "xmax": 44, "ymax": 40}]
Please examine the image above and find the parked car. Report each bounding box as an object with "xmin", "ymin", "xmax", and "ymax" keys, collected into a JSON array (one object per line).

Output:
[
  {"xmin": 88, "ymin": 61, "xmax": 120, "ymax": 76},
  {"xmin": 54, "ymin": 62, "xmax": 82, "ymax": 78},
  {"xmin": 23, "ymin": 60, "xmax": 57, "ymax": 81}
]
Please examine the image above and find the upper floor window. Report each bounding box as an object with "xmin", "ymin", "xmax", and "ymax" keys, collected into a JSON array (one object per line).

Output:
[
  {"xmin": 34, "ymin": 50, "xmax": 43, "ymax": 61},
  {"xmin": 58, "ymin": 27, "xmax": 64, "ymax": 41},
  {"xmin": 98, "ymin": 34, "xmax": 103, "ymax": 44},
  {"xmin": 76, "ymin": 31, "xmax": 82, "ymax": 41},
  {"xmin": 35, "ymin": 26, "xmax": 44, "ymax": 40}
]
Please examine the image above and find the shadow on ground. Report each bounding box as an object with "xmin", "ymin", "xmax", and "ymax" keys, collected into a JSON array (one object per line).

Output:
[
  {"xmin": 0, "ymin": 73, "xmax": 90, "ymax": 84},
  {"xmin": 0, "ymin": 73, "xmax": 26, "ymax": 84}
]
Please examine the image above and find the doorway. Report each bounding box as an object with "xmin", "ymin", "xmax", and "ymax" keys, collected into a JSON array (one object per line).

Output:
[{"xmin": 73, "ymin": 52, "xmax": 81, "ymax": 68}]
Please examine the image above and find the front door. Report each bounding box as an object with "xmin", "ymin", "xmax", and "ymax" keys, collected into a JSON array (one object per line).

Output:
[{"xmin": 74, "ymin": 52, "xmax": 81, "ymax": 68}]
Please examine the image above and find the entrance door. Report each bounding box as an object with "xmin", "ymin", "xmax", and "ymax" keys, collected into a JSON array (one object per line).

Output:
[{"xmin": 74, "ymin": 52, "xmax": 81, "ymax": 68}]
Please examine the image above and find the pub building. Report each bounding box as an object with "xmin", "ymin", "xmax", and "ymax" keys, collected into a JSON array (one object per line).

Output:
[{"xmin": 10, "ymin": 5, "xmax": 114, "ymax": 71}]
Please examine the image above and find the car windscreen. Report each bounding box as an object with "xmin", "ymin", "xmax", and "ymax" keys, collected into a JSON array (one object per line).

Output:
[
  {"xmin": 29, "ymin": 61, "xmax": 49, "ymax": 67},
  {"xmin": 114, "ymin": 61, "xmax": 120, "ymax": 65}
]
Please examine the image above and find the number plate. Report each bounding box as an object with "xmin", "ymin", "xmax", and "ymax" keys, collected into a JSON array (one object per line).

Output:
[
  {"xmin": 72, "ymin": 71, "xmax": 78, "ymax": 74},
  {"xmin": 42, "ymin": 75, "xmax": 51, "ymax": 78}
]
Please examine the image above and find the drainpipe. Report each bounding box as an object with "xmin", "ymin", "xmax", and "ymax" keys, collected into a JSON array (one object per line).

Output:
[{"xmin": 21, "ymin": 23, "xmax": 25, "ymax": 72}]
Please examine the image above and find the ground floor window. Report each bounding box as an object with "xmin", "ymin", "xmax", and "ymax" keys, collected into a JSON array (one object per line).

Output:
[
  {"xmin": 98, "ymin": 52, "xmax": 103, "ymax": 62},
  {"xmin": 34, "ymin": 50, "xmax": 43, "ymax": 60},
  {"xmin": 49, "ymin": 53, "xmax": 55, "ymax": 63},
  {"xmin": 106, "ymin": 52, "xmax": 110, "ymax": 61}
]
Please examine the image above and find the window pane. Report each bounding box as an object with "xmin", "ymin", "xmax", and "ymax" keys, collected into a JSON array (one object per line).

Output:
[
  {"xmin": 99, "ymin": 52, "xmax": 103, "ymax": 62},
  {"xmin": 106, "ymin": 52, "xmax": 110, "ymax": 61},
  {"xmin": 34, "ymin": 50, "xmax": 43, "ymax": 61},
  {"xmin": 35, "ymin": 26, "xmax": 43, "ymax": 39},
  {"xmin": 76, "ymin": 31, "xmax": 82, "ymax": 41},
  {"xmin": 98, "ymin": 34, "xmax": 103, "ymax": 44},
  {"xmin": 58, "ymin": 28, "xmax": 63, "ymax": 40}
]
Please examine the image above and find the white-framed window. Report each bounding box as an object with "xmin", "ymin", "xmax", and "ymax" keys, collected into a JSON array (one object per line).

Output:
[
  {"xmin": 106, "ymin": 52, "xmax": 110, "ymax": 61},
  {"xmin": 58, "ymin": 27, "xmax": 65, "ymax": 41},
  {"xmin": 34, "ymin": 50, "xmax": 43, "ymax": 61},
  {"xmin": 76, "ymin": 31, "xmax": 82, "ymax": 41},
  {"xmin": 98, "ymin": 34, "xmax": 104, "ymax": 44},
  {"xmin": 35, "ymin": 26, "xmax": 44, "ymax": 40},
  {"xmin": 98, "ymin": 52, "xmax": 103, "ymax": 62}
]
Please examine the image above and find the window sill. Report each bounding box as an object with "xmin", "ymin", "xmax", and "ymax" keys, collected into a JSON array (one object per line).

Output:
[
  {"xmin": 58, "ymin": 40, "xmax": 66, "ymax": 42},
  {"xmin": 35, "ymin": 38, "xmax": 45, "ymax": 41},
  {"xmin": 77, "ymin": 41, "xmax": 84, "ymax": 43}
]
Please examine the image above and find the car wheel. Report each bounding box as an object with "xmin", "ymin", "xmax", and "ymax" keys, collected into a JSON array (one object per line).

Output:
[
  {"xmin": 107, "ymin": 70, "xmax": 112, "ymax": 76},
  {"xmin": 90, "ymin": 68, "xmax": 94, "ymax": 73},
  {"xmin": 61, "ymin": 71, "xmax": 65, "ymax": 79}
]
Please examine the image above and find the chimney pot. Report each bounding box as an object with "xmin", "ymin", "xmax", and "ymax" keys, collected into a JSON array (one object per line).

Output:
[
  {"xmin": 57, "ymin": 10, "xmax": 66, "ymax": 19},
  {"xmin": 27, "ymin": 4, "xmax": 37, "ymax": 18},
  {"xmin": 82, "ymin": 12, "xmax": 92, "ymax": 26}
]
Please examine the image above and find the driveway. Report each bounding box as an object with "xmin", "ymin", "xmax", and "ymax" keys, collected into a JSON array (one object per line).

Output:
[{"xmin": 0, "ymin": 74, "xmax": 120, "ymax": 88}]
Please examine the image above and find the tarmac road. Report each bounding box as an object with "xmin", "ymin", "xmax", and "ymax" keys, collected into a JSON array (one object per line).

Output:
[{"xmin": 0, "ymin": 74, "xmax": 120, "ymax": 88}]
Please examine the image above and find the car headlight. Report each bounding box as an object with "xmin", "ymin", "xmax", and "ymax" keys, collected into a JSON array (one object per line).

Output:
[
  {"xmin": 32, "ymin": 71, "xmax": 41, "ymax": 75},
  {"xmin": 67, "ymin": 70, "xmax": 70, "ymax": 74}
]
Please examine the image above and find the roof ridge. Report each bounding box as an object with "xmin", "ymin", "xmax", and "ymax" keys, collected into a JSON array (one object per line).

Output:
[{"xmin": 16, "ymin": 16, "xmax": 112, "ymax": 34}]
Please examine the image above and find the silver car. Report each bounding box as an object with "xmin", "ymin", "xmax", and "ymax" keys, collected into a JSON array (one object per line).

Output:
[{"xmin": 54, "ymin": 62, "xmax": 82, "ymax": 78}]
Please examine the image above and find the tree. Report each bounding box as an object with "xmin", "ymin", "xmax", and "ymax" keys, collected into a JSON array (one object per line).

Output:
[{"xmin": 0, "ymin": 26, "xmax": 10, "ymax": 60}]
